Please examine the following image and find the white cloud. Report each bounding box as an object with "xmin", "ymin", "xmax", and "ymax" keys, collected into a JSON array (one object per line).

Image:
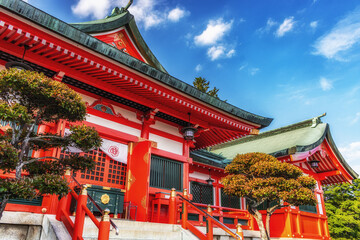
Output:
[
  {"xmin": 72, "ymin": 0, "xmax": 112, "ymax": 19},
  {"xmin": 207, "ymin": 46, "xmax": 235, "ymax": 61},
  {"xmin": 313, "ymin": 7, "xmax": 360, "ymax": 60},
  {"xmin": 194, "ymin": 18, "xmax": 233, "ymax": 46},
  {"xmin": 310, "ymin": 21, "xmax": 318, "ymax": 29},
  {"xmin": 226, "ymin": 49, "xmax": 236, "ymax": 58},
  {"xmin": 239, "ymin": 64, "xmax": 247, "ymax": 71},
  {"xmin": 129, "ymin": 0, "xmax": 166, "ymax": 29},
  {"xmin": 168, "ymin": 7, "xmax": 188, "ymax": 22},
  {"xmin": 257, "ymin": 18, "xmax": 277, "ymax": 34},
  {"xmin": 320, "ymin": 77, "xmax": 333, "ymax": 91},
  {"xmin": 195, "ymin": 64, "xmax": 202, "ymax": 72},
  {"xmin": 22, "ymin": 0, "xmax": 29, "ymax": 2},
  {"xmin": 276, "ymin": 16, "xmax": 296, "ymax": 37},
  {"xmin": 339, "ymin": 142, "xmax": 360, "ymax": 174},
  {"xmin": 250, "ymin": 68, "xmax": 260, "ymax": 76},
  {"xmin": 351, "ymin": 112, "xmax": 360, "ymax": 125}
]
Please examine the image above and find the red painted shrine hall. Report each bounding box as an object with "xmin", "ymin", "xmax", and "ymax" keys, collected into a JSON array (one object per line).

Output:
[{"xmin": 0, "ymin": 1, "xmax": 357, "ymax": 240}]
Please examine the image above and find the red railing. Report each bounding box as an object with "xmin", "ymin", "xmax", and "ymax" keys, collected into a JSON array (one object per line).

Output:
[
  {"xmin": 168, "ymin": 188, "xmax": 244, "ymax": 240},
  {"xmin": 55, "ymin": 170, "xmax": 118, "ymax": 240}
]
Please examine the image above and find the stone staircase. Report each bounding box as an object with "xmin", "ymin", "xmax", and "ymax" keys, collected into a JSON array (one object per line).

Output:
[
  {"xmin": 0, "ymin": 211, "xmax": 261, "ymax": 240},
  {"xmin": 81, "ymin": 218, "xmax": 198, "ymax": 240}
]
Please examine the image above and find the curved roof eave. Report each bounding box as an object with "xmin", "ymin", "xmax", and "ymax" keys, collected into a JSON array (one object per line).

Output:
[
  {"xmin": 0, "ymin": 0, "xmax": 272, "ymax": 128},
  {"xmin": 325, "ymin": 127, "xmax": 358, "ymax": 179}
]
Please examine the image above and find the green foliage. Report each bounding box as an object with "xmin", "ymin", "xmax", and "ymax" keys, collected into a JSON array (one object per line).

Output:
[
  {"xmin": 0, "ymin": 69, "xmax": 87, "ymax": 123},
  {"xmin": 222, "ymin": 153, "xmax": 317, "ymax": 206},
  {"xmin": 222, "ymin": 152, "xmax": 317, "ymax": 240},
  {"xmin": 193, "ymin": 77, "xmax": 221, "ymax": 99},
  {"xmin": 0, "ymin": 69, "xmax": 102, "ymax": 214},
  {"xmin": 68, "ymin": 125, "xmax": 102, "ymax": 151},
  {"xmin": 324, "ymin": 179, "xmax": 360, "ymax": 240},
  {"xmin": 0, "ymin": 178, "xmax": 37, "ymax": 200}
]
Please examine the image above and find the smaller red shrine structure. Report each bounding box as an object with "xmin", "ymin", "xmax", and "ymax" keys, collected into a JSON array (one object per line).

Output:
[{"xmin": 211, "ymin": 114, "xmax": 358, "ymax": 239}]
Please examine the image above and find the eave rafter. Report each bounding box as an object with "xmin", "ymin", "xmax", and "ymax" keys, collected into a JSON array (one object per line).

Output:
[{"xmin": 0, "ymin": 13, "xmax": 259, "ymax": 148}]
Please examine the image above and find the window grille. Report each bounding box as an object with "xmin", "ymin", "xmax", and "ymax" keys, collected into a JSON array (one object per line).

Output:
[
  {"xmin": 190, "ymin": 181, "xmax": 213, "ymax": 205},
  {"xmin": 221, "ymin": 189, "xmax": 241, "ymax": 209},
  {"xmin": 299, "ymin": 205, "xmax": 317, "ymax": 213},
  {"xmin": 60, "ymin": 149, "xmax": 127, "ymax": 189},
  {"xmin": 150, "ymin": 155, "xmax": 183, "ymax": 190}
]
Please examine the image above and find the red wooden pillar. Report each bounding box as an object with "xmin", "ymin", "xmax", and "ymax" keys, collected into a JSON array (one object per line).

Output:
[
  {"xmin": 73, "ymin": 185, "xmax": 88, "ymax": 240},
  {"xmin": 125, "ymin": 140, "xmax": 152, "ymax": 221},
  {"xmin": 98, "ymin": 209, "xmax": 111, "ymax": 240},
  {"xmin": 139, "ymin": 109, "xmax": 157, "ymax": 139},
  {"xmin": 169, "ymin": 188, "xmax": 177, "ymax": 224},
  {"xmin": 182, "ymin": 140, "xmax": 194, "ymax": 193},
  {"xmin": 56, "ymin": 168, "xmax": 71, "ymax": 221},
  {"xmin": 282, "ymin": 207, "xmax": 293, "ymax": 238},
  {"xmin": 207, "ymin": 205, "xmax": 213, "ymax": 240},
  {"xmin": 236, "ymin": 223, "xmax": 244, "ymax": 240},
  {"xmin": 181, "ymin": 189, "xmax": 188, "ymax": 229}
]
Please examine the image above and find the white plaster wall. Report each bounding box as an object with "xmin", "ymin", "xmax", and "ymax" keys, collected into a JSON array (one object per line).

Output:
[
  {"xmin": 149, "ymin": 133, "xmax": 183, "ymax": 155},
  {"xmin": 152, "ymin": 121, "xmax": 182, "ymax": 138},
  {"xmin": 112, "ymin": 105, "xmax": 141, "ymax": 124},
  {"xmin": 77, "ymin": 93, "xmax": 97, "ymax": 106},
  {"xmin": 86, "ymin": 114, "xmax": 141, "ymax": 137},
  {"xmin": 189, "ymin": 171, "xmax": 213, "ymax": 181}
]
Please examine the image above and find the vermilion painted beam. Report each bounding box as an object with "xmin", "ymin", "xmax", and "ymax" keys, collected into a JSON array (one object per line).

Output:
[{"xmin": 317, "ymin": 170, "xmax": 340, "ymax": 180}]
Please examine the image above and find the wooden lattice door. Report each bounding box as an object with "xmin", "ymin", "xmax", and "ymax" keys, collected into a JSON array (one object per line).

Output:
[{"xmin": 60, "ymin": 149, "xmax": 127, "ymax": 190}]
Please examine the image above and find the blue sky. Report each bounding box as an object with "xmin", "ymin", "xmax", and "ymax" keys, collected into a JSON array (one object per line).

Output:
[{"xmin": 25, "ymin": 0, "xmax": 360, "ymax": 174}]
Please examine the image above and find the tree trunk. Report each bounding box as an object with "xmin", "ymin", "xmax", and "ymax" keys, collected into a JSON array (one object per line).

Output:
[
  {"xmin": 0, "ymin": 197, "xmax": 9, "ymax": 220},
  {"xmin": 266, "ymin": 212, "xmax": 271, "ymax": 238},
  {"xmin": 250, "ymin": 207, "xmax": 270, "ymax": 240}
]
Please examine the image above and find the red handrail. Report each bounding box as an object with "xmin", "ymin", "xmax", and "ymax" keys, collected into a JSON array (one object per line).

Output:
[
  {"xmin": 175, "ymin": 189, "xmax": 244, "ymax": 240},
  {"xmin": 55, "ymin": 171, "xmax": 114, "ymax": 240}
]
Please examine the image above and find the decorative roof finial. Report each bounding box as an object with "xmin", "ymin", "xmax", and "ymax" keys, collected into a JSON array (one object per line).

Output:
[
  {"xmin": 124, "ymin": 0, "xmax": 133, "ymax": 11},
  {"xmin": 106, "ymin": 1, "xmax": 133, "ymax": 18},
  {"xmin": 311, "ymin": 113, "xmax": 326, "ymax": 128}
]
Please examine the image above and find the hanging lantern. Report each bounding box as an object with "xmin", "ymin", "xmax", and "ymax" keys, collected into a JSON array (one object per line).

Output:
[
  {"xmin": 307, "ymin": 152, "xmax": 320, "ymax": 168},
  {"xmin": 182, "ymin": 112, "xmax": 197, "ymax": 141},
  {"xmin": 308, "ymin": 159, "xmax": 320, "ymax": 168},
  {"xmin": 206, "ymin": 169, "xmax": 214, "ymax": 185}
]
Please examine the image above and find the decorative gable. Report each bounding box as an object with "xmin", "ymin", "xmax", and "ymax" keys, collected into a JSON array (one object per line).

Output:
[{"xmin": 92, "ymin": 28, "xmax": 146, "ymax": 63}]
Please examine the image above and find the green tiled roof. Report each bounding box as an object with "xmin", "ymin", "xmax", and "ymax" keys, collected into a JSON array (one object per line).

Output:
[
  {"xmin": 190, "ymin": 149, "xmax": 230, "ymax": 168},
  {"xmin": 211, "ymin": 115, "xmax": 358, "ymax": 179},
  {"xmin": 0, "ymin": 0, "xmax": 272, "ymax": 128}
]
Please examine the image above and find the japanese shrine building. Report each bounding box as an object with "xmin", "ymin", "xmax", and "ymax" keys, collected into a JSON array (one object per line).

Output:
[{"xmin": 0, "ymin": 1, "xmax": 357, "ymax": 239}]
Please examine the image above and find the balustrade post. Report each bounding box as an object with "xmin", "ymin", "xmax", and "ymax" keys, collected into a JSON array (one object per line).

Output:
[
  {"xmin": 169, "ymin": 188, "xmax": 177, "ymax": 224},
  {"xmin": 207, "ymin": 205, "xmax": 213, "ymax": 240},
  {"xmin": 73, "ymin": 185, "xmax": 88, "ymax": 240},
  {"xmin": 98, "ymin": 209, "xmax": 111, "ymax": 240},
  {"xmin": 236, "ymin": 223, "xmax": 244, "ymax": 240},
  {"xmin": 56, "ymin": 168, "xmax": 71, "ymax": 221},
  {"xmin": 181, "ymin": 189, "xmax": 188, "ymax": 229}
]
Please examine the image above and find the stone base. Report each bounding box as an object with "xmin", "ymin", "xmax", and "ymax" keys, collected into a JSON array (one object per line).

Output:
[{"xmin": 0, "ymin": 211, "xmax": 70, "ymax": 240}]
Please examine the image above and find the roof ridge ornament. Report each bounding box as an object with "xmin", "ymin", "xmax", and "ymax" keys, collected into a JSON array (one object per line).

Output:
[
  {"xmin": 107, "ymin": 0, "xmax": 133, "ymax": 18},
  {"xmin": 311, "ymin": 113, "xmax": 326, "ymax": 128}
]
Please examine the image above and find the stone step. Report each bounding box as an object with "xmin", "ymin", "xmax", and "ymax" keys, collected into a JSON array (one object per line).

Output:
[
  {"xmin": 84, "ymin": 229, "xmax": 183, "ymax": 240},
  {"xmin": 81, "ymin": 217, "xmax": 198, "ymax": 240}
]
